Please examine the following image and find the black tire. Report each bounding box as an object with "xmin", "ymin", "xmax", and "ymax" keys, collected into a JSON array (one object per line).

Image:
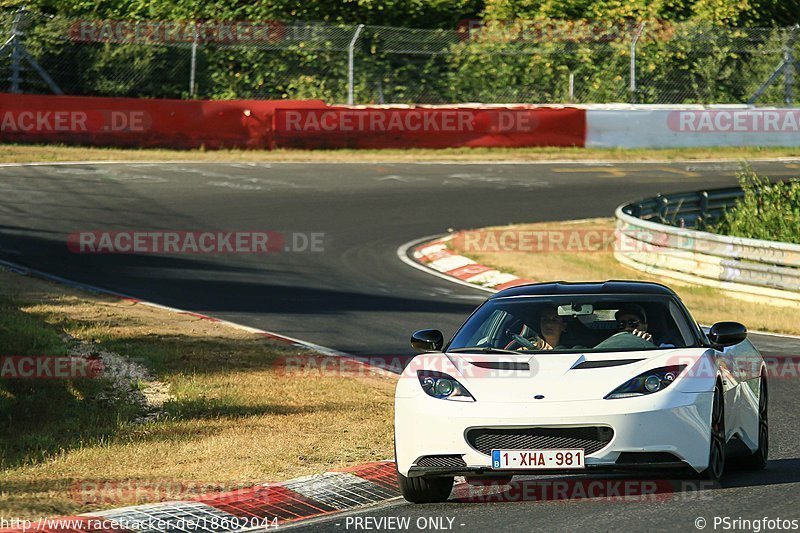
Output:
[
  {"xmin": 699, "ymin": 381, "xmax": 726, "ymax": 481},
  {"xmin": 739, "ymin": 374, "xmax": 768, "ymax": 470},
  {"xmin": 397, "ymin": 471, "xmax": 454, "ymax": 503}
]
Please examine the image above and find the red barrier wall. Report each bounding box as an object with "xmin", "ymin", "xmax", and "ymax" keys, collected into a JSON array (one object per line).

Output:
[
  {"xmin": 0, "ymin": 94, "xmax": 586, "ymax": 149},
  {"xmin": 273, "ymin": 106, "xmax": 586, "ymax": 148},
  {"xmin": 0, "ymin": 93, "xmax": 325, "ymax": 149}
]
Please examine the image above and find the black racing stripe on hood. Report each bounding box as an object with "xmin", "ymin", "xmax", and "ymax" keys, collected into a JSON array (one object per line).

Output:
[
  {"xmin": 572, "ymin": 358, "xmax": 644, "ymax": 369},
  {"xmin": 468, "ymin": 361, "xmax": 530, "ymax": 371}
]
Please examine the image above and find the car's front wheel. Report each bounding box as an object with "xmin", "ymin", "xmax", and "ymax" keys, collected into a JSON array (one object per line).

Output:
[
  {"xmin": 699, "ymin": 381, "xmax": 726, "ymax": 481},
  {"xmin": 398, "ymin": 472, "xmax": 454, "ymax": 503}
]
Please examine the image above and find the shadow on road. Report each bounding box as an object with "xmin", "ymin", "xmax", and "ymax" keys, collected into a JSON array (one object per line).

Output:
[{"xmin": 446, "ymin": 458, "xmax": 800, "ymax": 504}]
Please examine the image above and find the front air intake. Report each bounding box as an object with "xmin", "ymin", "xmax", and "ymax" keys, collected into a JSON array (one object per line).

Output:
[
  {"xmin": 466, "ymin": 426, "xmax": 614, "ymax": 456},
  {"xmin": 415, "ymin": 455, "xmax": 468, "ymax": 468}
]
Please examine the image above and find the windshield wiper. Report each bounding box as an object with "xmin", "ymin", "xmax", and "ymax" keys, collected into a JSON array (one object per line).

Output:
[{"xmin": 448, "ymin": 347, "xmax": 522, "ymax": 354}]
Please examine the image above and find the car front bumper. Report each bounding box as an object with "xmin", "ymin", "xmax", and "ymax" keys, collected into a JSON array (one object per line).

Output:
[{"xmin": 395, "ymin": 391, "xmax": 713, "ymax": 476}]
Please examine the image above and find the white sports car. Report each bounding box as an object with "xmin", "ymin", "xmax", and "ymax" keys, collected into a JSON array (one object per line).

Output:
[{"xmin": 395, "ymin": 281, "xmax": 768, "ymax": 503}]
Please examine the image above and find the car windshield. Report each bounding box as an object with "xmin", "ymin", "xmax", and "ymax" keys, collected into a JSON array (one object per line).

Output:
[{"xmin": 448, "ymin": 294, "xmax": 699, "ymax": 353}]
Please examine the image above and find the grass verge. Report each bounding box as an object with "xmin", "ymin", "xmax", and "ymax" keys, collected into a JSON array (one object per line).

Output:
[
  {"xmin": 447, "ymin": 218, "xmax": 800, "ymax": 336},
  {"xmin": 0, "ymin": 269, "xmax": 394, "ymax": 519},
  {"xmin": 1, "ymin": 143, "xmax": 799, "ymax": 164}
]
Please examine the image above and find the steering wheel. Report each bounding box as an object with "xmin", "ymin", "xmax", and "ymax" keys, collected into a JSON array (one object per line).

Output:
[{"xmin": 509, "ymin": 333, "xmax": 539, "ymax": 350}]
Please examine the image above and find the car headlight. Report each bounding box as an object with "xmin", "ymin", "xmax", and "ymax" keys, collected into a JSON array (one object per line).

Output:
[
  {"xmin": 605, "ymin": 365, "xmax": 686, "ymax": 399},
  {"xmin": 417, "ymin": 370, "xmax": 475, "ymax": 402}
]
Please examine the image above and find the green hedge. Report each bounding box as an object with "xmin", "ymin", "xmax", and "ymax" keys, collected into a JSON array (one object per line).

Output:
[{"xmin": 713, "ymin": 167, "xmax": 800, "ymax": 245}]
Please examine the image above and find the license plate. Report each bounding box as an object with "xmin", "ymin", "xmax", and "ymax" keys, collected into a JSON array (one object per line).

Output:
[{"xmin": 491, "ymin": 449, "xmax": 585, "ymax": 470}]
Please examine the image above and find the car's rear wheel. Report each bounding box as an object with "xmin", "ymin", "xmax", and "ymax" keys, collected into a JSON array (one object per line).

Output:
[
  {"xmin": 699, "ymin": 381, "xmax": 726, "ymax": 481},
  {"xmin": 397, "ymin": 472, "xmax": 454, "ymax": 503},
  {"xmin": 738, "ymin": 374, "xmax": 768, "ymax": 470}
]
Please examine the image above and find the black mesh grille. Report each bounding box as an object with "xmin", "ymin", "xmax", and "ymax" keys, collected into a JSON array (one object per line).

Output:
[
  {"xmin": 466, "ymin": 427, "xmax": 614, "ymax": 456},
  {"xmin": 415, "ymin": 455, "xmax": 467, "ymax": 468}
]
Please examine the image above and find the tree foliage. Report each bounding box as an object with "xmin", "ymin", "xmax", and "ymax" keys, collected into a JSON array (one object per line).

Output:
[
  {"xmin": 713, "ymin": 167, "xmax": 800, "ymax": 245},
  {"xmin": 0, "ymin": 0, "xmax": 793, "ymax": 102}
]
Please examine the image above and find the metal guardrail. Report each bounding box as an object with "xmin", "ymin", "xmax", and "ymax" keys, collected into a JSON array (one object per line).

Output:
[{"xmin": 614, "ymin": 187, "xmax": 800, "ymax": 302}]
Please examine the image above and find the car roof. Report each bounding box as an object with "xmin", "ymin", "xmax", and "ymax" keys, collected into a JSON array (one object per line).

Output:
[{"xmin": 490, "ymin": 280, "xmax": 678, "ymax": 299}]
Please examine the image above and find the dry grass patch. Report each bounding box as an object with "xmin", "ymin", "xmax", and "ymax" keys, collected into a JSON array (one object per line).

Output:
[
  {"xmin": 448, "ymin": 218, "xmax": 800, "ymax": 335},
  {"xmin": 0, "ymin": 269, "xmax": 395, "ymax": 519},
  {"xmin": 1, "ymin": 143, "xmax": 799, "ymax": 164}
]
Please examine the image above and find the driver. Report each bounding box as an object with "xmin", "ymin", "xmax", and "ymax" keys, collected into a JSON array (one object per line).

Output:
[{"xmin": 615, "ymin": 304, "xmax": 653, "ymax": 342}]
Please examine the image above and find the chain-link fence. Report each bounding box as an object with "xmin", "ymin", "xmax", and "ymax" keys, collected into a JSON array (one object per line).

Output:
[{"xmin": 1, "ymin": 8, "xmax": 799, "ymax": 105}]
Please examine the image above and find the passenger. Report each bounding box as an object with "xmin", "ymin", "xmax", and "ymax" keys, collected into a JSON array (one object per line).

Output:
[
  {"xmin": 532, "ymin": 307, "xmax": 568, "ymax": 350},
  {"xmin": 615, "ymin": 304, "xmax": 653, "ymax": 342}
]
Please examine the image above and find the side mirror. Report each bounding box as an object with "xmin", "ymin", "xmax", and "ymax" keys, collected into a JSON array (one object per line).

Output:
[
  {"xmin": 411, "ymin": 329, "xmax": 444, "ymax": 352},
  {"xmin": 708, "ymin": 321, "xmax": 747, "ymax": 347}
]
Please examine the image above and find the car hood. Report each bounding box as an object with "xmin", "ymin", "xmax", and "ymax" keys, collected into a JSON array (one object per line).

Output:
[{"xmin": 442, "ymin": 348, "xmax": 708, "ymax": 403}]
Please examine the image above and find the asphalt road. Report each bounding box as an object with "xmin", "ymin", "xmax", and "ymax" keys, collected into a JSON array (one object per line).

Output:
[{"xmin": 1, "ymin": 159, "xmax": 799, "ymax": 532}]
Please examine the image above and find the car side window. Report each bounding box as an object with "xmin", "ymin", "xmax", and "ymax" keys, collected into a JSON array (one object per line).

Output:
[
  {"xmin": 463, "ymin": 309, "xmax": 507, "ymax": 346},
  {"xmin": 668, "ymin": 300, "xmax": 697, "ymax": 347}
]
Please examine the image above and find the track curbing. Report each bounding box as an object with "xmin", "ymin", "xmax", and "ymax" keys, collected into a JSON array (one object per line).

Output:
[
  {"xmin": 0, "ymin": 462, "xmax": 400, "ymax": 532},
  {"xmin": 405, "ymin": 234, "xmax": 536, "ymax": 292},
  {"xmin": 0, "ymin": 259, "xmax": 403, "ymax": 532}
]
